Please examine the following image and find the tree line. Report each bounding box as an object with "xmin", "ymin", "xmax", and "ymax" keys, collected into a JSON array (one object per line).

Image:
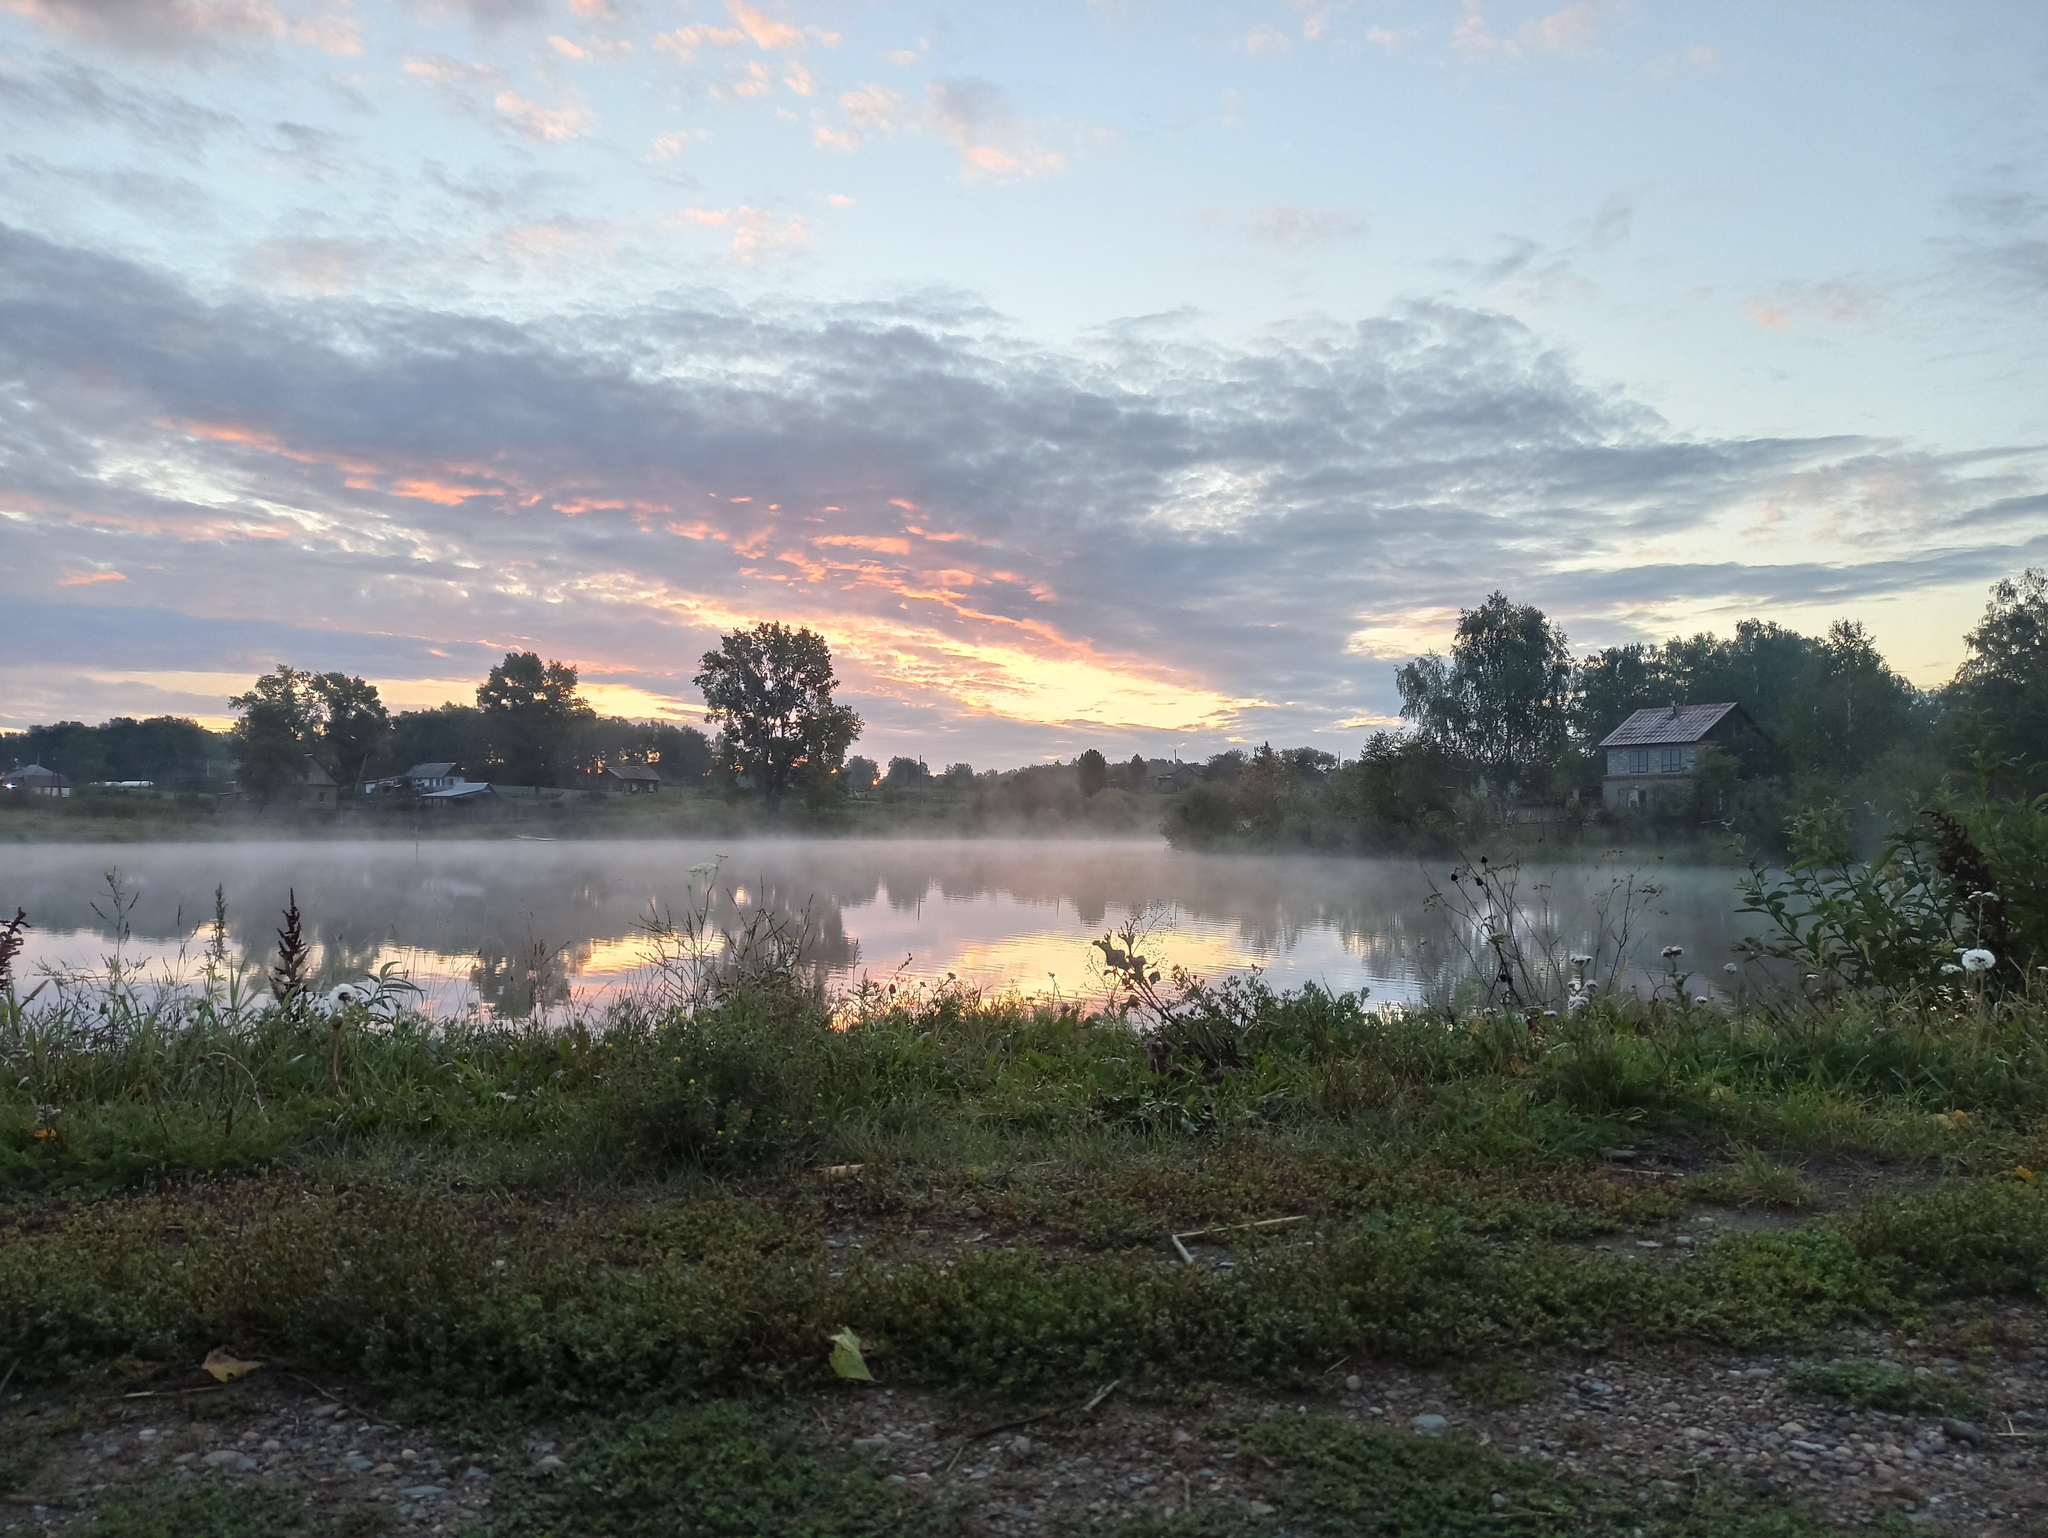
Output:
[
  {"xmin": 8, "ymin": 573, "xmax": 2043, "ymax": 840},
  {"xmin": 1160, "ymin": 570, "xmax": 2048, "ymax": 853}
]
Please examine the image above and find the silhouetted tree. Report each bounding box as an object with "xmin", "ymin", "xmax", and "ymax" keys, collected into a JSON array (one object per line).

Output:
[
  {"xmin": 1951, "ymin": 569, "xmax": 2048, "ymax": 768},
  {"xmin": 477, "ymin": 652, "xmax": 592, "ymax": 786},
  {"xmin": 230, "ymin": 665, "xmax": 322, "ymax": 806},
  {"xmin": 1781, "ymin": 620, "xmax": 1918, "ymax": 775},
  {"xmin": 885, "ymin": 755, "xmax": 931, "ymax": 788},
  {"xmin": 694, "ymin": 623, "xmax": 862, "ymax": 811},
  {"xmin": 1396, "ymin": 593, "xmax": 1572, "ymax": 793},
  {"xmin": 309, "ymin": 673, "xmax": 390, "ymax": 789},
  {"xmin": 1076, "ymin": 748, "xmax": 1108, "ymax": 797}
]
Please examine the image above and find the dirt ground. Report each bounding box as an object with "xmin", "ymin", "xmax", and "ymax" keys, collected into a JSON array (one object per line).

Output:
[{"xmin": 6, "ymin": 1311, "xmax": 2044, "ymax": 1538}]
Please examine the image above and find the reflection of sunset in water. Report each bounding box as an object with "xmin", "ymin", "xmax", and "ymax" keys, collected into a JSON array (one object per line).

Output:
[
  {"xmin": 3, "ymin": 839, "xmax": 1759, "ymax": 1018},
  {"xmin": 924, "ymin": 920, "xmax": 1288, "ymax": 998}
]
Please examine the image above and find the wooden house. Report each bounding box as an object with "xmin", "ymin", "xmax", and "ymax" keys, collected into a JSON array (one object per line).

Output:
[
  {"xmin": 592, "ymin": 765, "xmax": 662, "ymax": 795},
  {"xmin": 1599, "ymin": 703, "xmax": 1762, "ymax": 811}
]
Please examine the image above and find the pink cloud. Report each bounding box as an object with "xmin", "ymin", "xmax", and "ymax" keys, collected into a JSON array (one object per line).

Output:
[{"xmin": 726, "ymin": 0, "xmax": 802, "ymax": 50}]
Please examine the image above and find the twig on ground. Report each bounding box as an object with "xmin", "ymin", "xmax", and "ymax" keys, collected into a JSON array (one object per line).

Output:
[
  {"xmin": 1170, "ymin": 1214, "xmax": 1306, "ymax": 1263},
  {"xmin": 282, "ymin": 1371, "xmax": 384, "ymax": 1427},
  {"xmin": 946, "ymin": 1379, "xmax": 1123, "ymax": 1466}
]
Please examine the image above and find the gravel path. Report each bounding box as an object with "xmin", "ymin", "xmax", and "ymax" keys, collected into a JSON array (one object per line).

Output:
[{"xmin": 6, "ymin": 1314, "xmax": 2044, "ymax": 1536}]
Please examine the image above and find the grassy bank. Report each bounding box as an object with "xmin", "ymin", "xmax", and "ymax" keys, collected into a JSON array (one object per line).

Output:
[{"xmin": 4, "ymin": 944, "xmax": 2046, "ymax": 1533}]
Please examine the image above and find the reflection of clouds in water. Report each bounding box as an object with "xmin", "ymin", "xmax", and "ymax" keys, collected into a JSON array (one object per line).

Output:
[{"xmin": 1, "ymin": 840, "xmax": 1757, "ymax": 1015}]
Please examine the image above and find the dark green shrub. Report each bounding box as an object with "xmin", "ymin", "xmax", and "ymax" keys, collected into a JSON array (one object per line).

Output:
[
  {"xmin": 491, "ymin": 1402, "xmax": 941, "ymax": 1538},
  {"xmin": 1785, "ymin": 1360, "xmax": 1980, "ymax": 1418}
]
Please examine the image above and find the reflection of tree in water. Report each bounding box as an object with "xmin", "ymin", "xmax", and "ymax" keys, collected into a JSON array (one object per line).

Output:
[
  {"xmin": 472, "ymin": 938, "xmax": 580, "ymax": 1018},
  {"xmin": 312, "ymin": 925, "xmax": 390, "ymax": 990},
  {"xmin": 678, "ymin": 876, "xmax": 863, "ymax": 976},
  {"xmin": 6, "ymin": 840, "xmax": 1757, "ymax": 1008}
]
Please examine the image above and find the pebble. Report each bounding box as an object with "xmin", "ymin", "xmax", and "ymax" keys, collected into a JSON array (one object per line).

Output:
[{"xmin": 1410, "ymin": 1415, "xmax": 1449, "ymax": 1435}]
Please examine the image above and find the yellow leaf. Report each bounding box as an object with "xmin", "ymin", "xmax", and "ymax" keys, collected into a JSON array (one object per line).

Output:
[
  {"xmin": 2012, "ymin": 1166, "xmax": 2037, "ymax": 1183},
  {"xmin": 827, "ymin": 1327, "xmax": 873, "ymax": 1382},
  {"xmin": 201, "ymin": 1348, "xmax": 263, "ymax": 1382}
]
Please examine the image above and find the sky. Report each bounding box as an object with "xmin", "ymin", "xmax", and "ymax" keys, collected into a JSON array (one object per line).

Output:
[{"xmin": 2, "ymin": 0, "xmax": 2045, "ymax": 765}]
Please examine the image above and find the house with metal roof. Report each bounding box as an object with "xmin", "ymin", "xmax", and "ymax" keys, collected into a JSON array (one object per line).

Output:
[
  {"xmin": 404, "ymin": 762, "xmax": 466, "ymax": 793},
  {"xmin": 1598, "ymin": 703, "xmax": 1763, "ymax": 811},
  {"xmin": 2, "ymin": 763, "xmax": 73, "ymax": 797}
]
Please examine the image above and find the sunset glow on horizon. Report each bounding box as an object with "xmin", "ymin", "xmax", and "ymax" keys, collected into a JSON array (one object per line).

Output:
[{"xmin": 4, "ymin": 2, "xmax": 2044, "ymax": 760}]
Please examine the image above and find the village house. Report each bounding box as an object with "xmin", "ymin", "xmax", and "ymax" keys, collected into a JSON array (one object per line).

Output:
[
  {"xmin": 403, "ymin": 762, "xmax": 466, "ymax": 794},
  {"xmin": 591, "ymin": 764, "xmax": 661, "ymax": 794},
  {"xmin": 2, "ymin": 763, "xmax": 74, "ymax": 796},
  {"xmin": 1599, "ymin": 702, "xmax": 1763, "ymax": 811},
  {"xmin": 290, "ymin": 756, "xmax": 338, "ymax": 811}
]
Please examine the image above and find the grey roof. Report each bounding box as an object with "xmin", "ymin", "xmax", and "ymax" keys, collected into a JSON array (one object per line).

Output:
[
  {"xmin": 1600, "ymin": 703, "xmax": 1742, "ymax": 748},
  {"xmin": 420, "ymin": 782, "xmax": 493, "ymax": 800},
  {"xmin": 406, "ymin": 762, "xmax": 462, "ymax": 778},
  {"xmin": 608, "ymin": 764, "xmax": 661, "ymax": 780},
  {"xmin": 6, "ymin": 763, "xmax": 60, "ymax": 779}
]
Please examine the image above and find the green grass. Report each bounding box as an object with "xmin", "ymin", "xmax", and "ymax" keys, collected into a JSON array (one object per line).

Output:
[
  {"xmin": 1102, "ymin": 1412, "xmax": 1898, "ymax": 1538},
  {"xmin": 491, "ymin": 1402, "xmax": 951, "ymax": 1537},
  {"xmin": 4, "ymin": 968, "xmax": 2046, "ymax": 1427},
  {"xmin": 1784, "ymin": 1359, "xmax": 1984, "ymax": 1419},
  {"xmin": 78, "ymin": 1480, "xmax": 301, "ymax": 1538}
]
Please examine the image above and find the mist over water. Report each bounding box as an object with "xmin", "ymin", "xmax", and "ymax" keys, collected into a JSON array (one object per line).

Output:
[{"xmin": 1, "ymin": 839, "xmax": 1759, "ymax": 1014}]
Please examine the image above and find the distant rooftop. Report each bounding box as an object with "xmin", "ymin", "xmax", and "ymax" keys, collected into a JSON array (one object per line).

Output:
[{"xmin": 1599, "ymin": 703, "xmax": 1742, "ymax": 748}]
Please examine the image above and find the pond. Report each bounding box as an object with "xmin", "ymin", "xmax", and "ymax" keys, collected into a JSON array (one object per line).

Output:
[{"xmin": 1, "ymin": 838, "xmax": 1761, "ymax": 1015}]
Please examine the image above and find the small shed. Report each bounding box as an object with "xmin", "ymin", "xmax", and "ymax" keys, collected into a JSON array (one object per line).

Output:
[
  {"xmin": 2, "ymin": 763, "xmax": 73, "ymax": 797},
  {"xmin": 1599, "ymin": 703, "xmax": 1761, "ymax": 811},
  {"xmin": 595, "ymin": 765, "xmax": 662, "ymax": 795},
  {"xmin": 292, "ymin": 756, "xmax": 338, "ymax": 811}
]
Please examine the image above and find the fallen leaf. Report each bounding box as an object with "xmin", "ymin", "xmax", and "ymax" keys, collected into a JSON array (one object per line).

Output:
[
  {"xmin": 202, "ymin": 1348, "xmax": 263, "ymax": 1382},
  {"xmin": 827, "ymin": 1327, "xmax": 872, "ymax": 1381}
]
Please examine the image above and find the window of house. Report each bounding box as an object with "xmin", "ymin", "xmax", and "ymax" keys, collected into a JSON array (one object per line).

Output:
[
  {"xmin": 1660, "ymin": 747, "xmax": 1685, "ymax": 774},
  {"xmin": 1626, "ymin": 749, "xmax": 1650, "ymax": 775}
]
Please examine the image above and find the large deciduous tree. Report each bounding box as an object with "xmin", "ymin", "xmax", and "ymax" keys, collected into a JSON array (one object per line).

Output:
[
  {"xmin": 1781, "ymin": 620, "xmax": 1919, "ymax": 774},
  {"xmin": 693, "ymin": 623, "xmax": 862, "ymax": 810},
  {"xmin": 477, "ymin": 652, "xmax": 593, "ymax": 786},
  {"xmin": 1951, "ymin": 568, "xmax": 2048, "ymax": 768},
  {"xmin": 309, "ymin": 672, "xmax": 390, "ymax": 789},
  {"xmin": 229, "ymin": 665, "xmax": 322, "ymax": 806},
  {"xmin": 1395, "ymin": 592, "xmax": 1573, "ymax": 794}
]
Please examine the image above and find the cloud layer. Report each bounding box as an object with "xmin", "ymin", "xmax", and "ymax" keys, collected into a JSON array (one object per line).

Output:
[{"xmin": 5, "ymin": 221, "xmax": 2044, "ymax": 753}]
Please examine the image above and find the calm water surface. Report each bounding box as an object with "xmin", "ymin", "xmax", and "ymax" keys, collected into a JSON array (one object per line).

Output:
[{"xmin": 2, "ymin": 839, "xmax": 1760, "ymax": 1014}]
